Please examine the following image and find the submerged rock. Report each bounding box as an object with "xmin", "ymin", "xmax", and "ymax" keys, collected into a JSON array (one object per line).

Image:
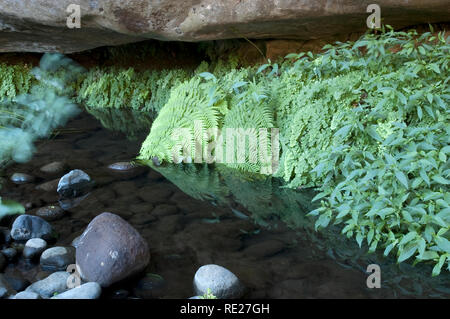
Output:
[
  {"xmin": 10, "ymin": 173, "xmax": 35, "ymax": 184},
  {"xmin": 193, "ymin": 264, "xmax": 244, "ymax": 299},
  {"xmin": 51, "ymin": 282, "xmax": 101, "ymax": 299},
  {"xmin": 57, "ymin": 169, "xmax": 93, "ymax": 198},
  {"xmin": 107, "ymin": 162, "xmax": 147, "ymax": 179},
  {"xmin": 1, "ymin": 248, "xmax": 17, "ymax": 262},
  {"xmin": 36, "ymin": 205, "xmax": 65, "ymax": 221},
  {"xmin": 76, "ymin": 212, "xmax": 150, "ymax": 287},
  {"xmin": 35, "ymin": 179, "xmax": 60, "ymax": 192},
  {"xmin": 10, "ymin": 215, "xmax": 53, "ymax": 241},
  {"xmin": 40, "ymin": 161, "xmax": 66, "ymax": 175}
]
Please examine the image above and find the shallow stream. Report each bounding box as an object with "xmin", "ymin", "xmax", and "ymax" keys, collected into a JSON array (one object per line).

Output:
[{"xmin": 1, "ymin": 109, "xmax": 449, "ymax": 299}]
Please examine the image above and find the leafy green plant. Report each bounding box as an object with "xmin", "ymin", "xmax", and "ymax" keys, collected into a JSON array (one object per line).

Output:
[{"xmin": 200, "ymin": 288, "xmax": 217, "ymax": 299}]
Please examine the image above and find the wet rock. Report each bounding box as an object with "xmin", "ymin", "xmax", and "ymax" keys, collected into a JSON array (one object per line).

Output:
[
  {"xmin": 128, "ymin": 214, "xmax": 157, "ymax": 226},
  {"xmin": 1, "ymin": 248, "xmax": 17, "ymax": 262},
  {"xmin": 0, "ymin": 253, "xmax": 6, "ymax": 272},
  {"xmin": 10, "ymin": 173, "xmax": 35, "ymax": 184},
  {"xmin": 23, "ymin": 238, "xmax": 47, "ymax": 260},
  {"xmin": 40, "ymin": 246, "xmax": 76, "ymax": 272},
  {"xmin": 146, "ymin": 170, "xmax": 164, "ymax": 182},
  {"xmin": 243, "ymin": 240, "xmax": 286, "ymax": 259},
  {"xmin": 189, "ymin": 296, "xmax": 202, "ymax": 299},
  {"xmin": 10, "ymin": 215, "xmax": 53, "ymax": 241},
  {"xmin": 40, "ymin": 161, "xmax": 66, "ymax": 175},
  {"xmin": 35, "ymin": 179, "xmax": 60, "ymax": 192},
  {"xmin": 112, "ymin": 181, "xmax": 137, "ymax": 196},
  {"xmin": 57, "ymin": 169, "xmax": 93, "ymax": 199},
  {"xmin": 152, "ymin": 204, "xmax": 178, "ymax": 217},
  {"xmin": 14, "ymin": 291, "xmax": 41, "ymax": 299},
  {"xmin": 25, "ymin": 271, "xmax": 70, "ymax": 298},
  {"xmin": 59, "ymin": 193, "xmax": 90, "ymax": 210},
  {"xmin": 36, "ymin": 205, "xmax": 65, "ymax": 221},
  {"xmin": 107, "ymin": 162, "xmax": 147, "ymax": 179},
  {"xmin": 76, "ymin": 212, "xmax": 150, "ymax": 287},
  {"xmin": 193, "ymin": 264, "xmax": 244, "ymax": 299},
  {"xmin": 133, "ymin": 274, "xmax": 166, "ymax": 299},
  {"xmin": 137, "ymin": 185, "xmax": 174, "ymax": 203},
  {"xmin": 129, "ymin": 203, "xmax": 154, "ymax": 215},
  {"xmin": 51, "ymin": 282, "xmax": 101, "ymax": 299}
]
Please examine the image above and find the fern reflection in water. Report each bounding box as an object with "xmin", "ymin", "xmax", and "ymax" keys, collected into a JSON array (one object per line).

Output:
[
  {"xmin": 138, "ymin": 162, "xmax": 449, "ymax": 297},
  {"xmin": 0, "ymin": 53, "xmax": 85, "ymax": 219}
]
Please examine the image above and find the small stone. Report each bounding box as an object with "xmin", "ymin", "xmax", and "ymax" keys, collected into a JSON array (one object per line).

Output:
[
  {"xmin": 107, "ymin": 162, "xmax": 147, "ymax": 179},
  {"xmin": 36, "ymin": 205, "xmax": 65, "ymax": 221},
  {"xmin": 40, "ymin": 246, "xmax": 75, "ymax": 271},
  {"xmin": 14, "ymin": 291, "xmax": 41, "ymax": 299},
  {"xmin": 76, "ymin": 212, "xmax": 150, "ymax": 287},
  {"xmin": 193, "ymin": 264, "xmax": 244, "ymax": 299},
  {"xmin": 10, "ymin": 215, "xmax": 53, "ymax": 241},
  {"xmin": 10, "ymin": 173, "xmax": 35, "ymax": 184},
  {"xmin": 57, "ymin": 169, "xmax": 93, "ymax": 198},
  {"xmin": 152, "ymin": 204, "xmax": 178, "ymax": 217},
  {"xmin": 0, "ymin": 287, "xmax": 7, "ymax": 298},
  {"xmin": 1, "ymin": 248, "xmax": 17, "ymax": 262},
  {"xmin": 26, "ymin": 271, "xmax": 70, "ymax": 298},
  {"xmin": 23, "ymin": 238, "xmax": 47, "ymax": 260},
  {"xmin": 35, "ymin": 179, "xmax": 60, "ymax": 192},
  {"xmin": 40, "ymin": 161, "xmax": 66, "ymax": 175},
  {"xmin": 51, "ymin": 282, "xmax": 101, "ymax": 299}
]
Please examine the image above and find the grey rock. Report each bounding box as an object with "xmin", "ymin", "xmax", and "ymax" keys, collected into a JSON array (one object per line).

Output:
[
  {"xmin": 193, "ymin": 264, "xmax": 244, "ymax": 299},
  {"xmin": 14, "ymin": 291, "xmax": 41, "ymax": 299},
  {"xmin": 23, "ymin": 238, "xmax": 48, "ymax": 260},
  {"xmin": 0, "ymin": 1, "xmax": 448, "ymax": 54},
  {"xmin": 51, "ymin": 282, "xmax": 101, "ymax": 299},
  {"xmin": 10, "ymin": 173, "xmax": 35, "ymax": 184},
  {"xmin": 40, "ymin": 161, "xmax": 66, "ymax": 175},
  {"xmin": 40, "ymin": 246, "xmax": 75, "ymax": 271},
  {"xmin": 35, "ymin": 179, "xmax": 60, "ymax": 192},
  {"xmin": 36, "ymin": 205, "xmax": 65, "ymax": 221},
  {"xmin": 57, "ymin": 169, "xmax": 93, "ymax": 198},
  {"xmin": 189, "ymin": 296, "xmax": 202, "ymax": 299},
  {"xmin": 10, "ymin": 215, "xmax": 53, "ymax": 241},
  {"xmin": 26, "ymin": 271, "xmax": 70, "ymax": 298},
  {"xmin": 76, "ymin": 212, "xmax": 150, "ymax": 287}
]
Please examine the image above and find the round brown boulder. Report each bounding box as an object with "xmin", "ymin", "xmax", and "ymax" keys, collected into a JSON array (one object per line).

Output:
[{"xmin": 76, "ymin": 212, "xmax": 150, "ymax": 287}]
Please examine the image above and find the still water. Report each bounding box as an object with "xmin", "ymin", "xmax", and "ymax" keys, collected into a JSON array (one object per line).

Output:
[{"xmin": 1, "ymin": 109, "xmax": 449, "ymax": 299}]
